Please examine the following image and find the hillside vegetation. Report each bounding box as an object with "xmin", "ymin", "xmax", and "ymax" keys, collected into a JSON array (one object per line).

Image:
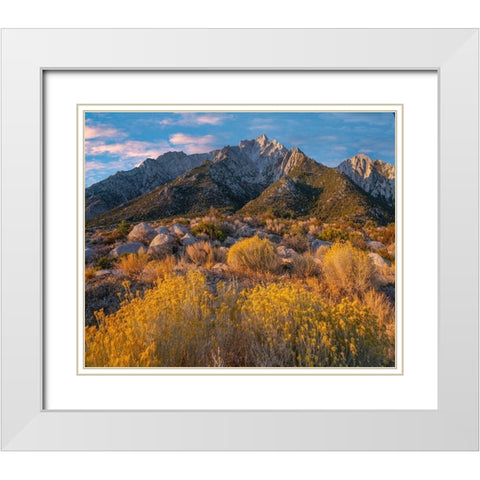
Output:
[{"xmin": 85, "ymin": 211, "xmax": 396, "ymax": 368}]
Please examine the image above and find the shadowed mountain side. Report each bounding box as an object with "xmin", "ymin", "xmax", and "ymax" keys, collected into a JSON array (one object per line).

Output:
[
  {"xmin": 87, "ymin": 148, "xmax": 393, "ymax": 227},
  {"xmin": 85, "ymin": 151, "xmax": 216, "ymax": 219},
  {"xmin": 241, "ymin": 153, "xmax": 394, "ymax": 224}
]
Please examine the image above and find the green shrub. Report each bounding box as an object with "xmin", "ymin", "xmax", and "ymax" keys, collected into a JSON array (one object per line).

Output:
[
  {"xmin": 116, "ymin": 220, "xmax": 132, "ymax": 238},
  {"xmin": 318, "ymin": 226, "xmax": 349, "ymax": 243},
  {"xmin": 95, "ymin": 256, "xmax": 114, "ymax": 270},
  {"xmin": 191, "ymin": 222, "xmax": 228, "ymax": 241}
]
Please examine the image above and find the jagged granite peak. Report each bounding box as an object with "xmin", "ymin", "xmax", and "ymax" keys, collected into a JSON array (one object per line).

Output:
[
  {"xmin": 85, "ymin": 149, "xmax": 216, "ymax": 219},
  {"xmin": 272, "ymin": 147, "xmax": 311, "ymax": 179},
  {"xmin": 238, "ymin": 134, "xmax": 288, "ymax": 164},
  {"xmin": 337, "ymin": 154, "xmax": 395, "ymax": 207}
]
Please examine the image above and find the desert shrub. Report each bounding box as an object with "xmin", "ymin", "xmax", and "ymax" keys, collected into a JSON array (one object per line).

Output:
[
  {"xmin": 358, "ymin": 289, "xmax": 395, "ymax": 363},
  {"xmin": 318, "ymin": 226, "xmax": 349, "ymax": 243},
  {"xmin": 378, "ymin": 223, "xmax": 395, "ymax": 245},
  {"xmin": 264, "ymin": 218, "xmax": 286, "ymax": 235},
  {"xmin": 347, "ymin": 231, "xmax": 367, "ymax": 250},
  {"xmin": 291, "ymin": 253, "xmax": 320, "ymax": 278},
  {"xmin": 360, "ymin": 289, "xmax": 395, "ymax": 328},
  {"xmin": 115, "ymin": 253, "xmax": 150, "ymax": 279},
  {"xmin": 239, "ymin": 283, "xmax": 391, "ymax": 367},
  {"xmin": 213, "ymin": 246, "xmax": 228, "ymax": 264},
  {"xmin": 283, "ymin": 233, "xmax": 309, "ymax": 253},
  {"xmin": 187, "ymin": 241, "xmax": 215, "ymax": 266},
  {"xmin": 172, "ymin": 217, "xmax": 190, "ymax": 225},
  {"xmin": 191, "ymin": 221, "xmax": 228, "ymax": 241},
  {"xmin": 95, "ymin": 256, "xmax": 114, "ymax": 270},
  {"xmin": 85, "ymin": 266, "xmax": 97, "ymax": 281},
  {"xmin": 227, "ymin": 236, "xmax": 281, "ymax": 274},
  {"xmin": 85, "ymin": 272, "xmax": 392, "ymax": 368},
  {"xmin": 141, "ymin": 256, "xmax": 176, "ymax": 283},
  {"xmin": 116, "ymin": 220, "xmax": 132, "ymax": 238},
  {"xmin": 377, "ymin": 246, "xmax": 395, "ymax": 263},
  {"xmin": 313, "ymin": 244, "xmax": 331, "ymax": 259},
  {"xmin": 322, "ymin": 242, "xmax": 374, "ymax": 298},
  {"xmin": 85, "ymin": 272, "xmax": 214, "ymax": 367}
]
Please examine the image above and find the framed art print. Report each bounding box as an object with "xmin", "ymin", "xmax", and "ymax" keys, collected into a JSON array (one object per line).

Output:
[{"xmin": 1, "ymin": 29, "xmax": 478, "ymax": 450}]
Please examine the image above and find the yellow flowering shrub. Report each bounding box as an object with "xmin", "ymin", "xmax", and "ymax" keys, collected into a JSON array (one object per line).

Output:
[
  {"xmin": 238, "ymin": 283, "xmax": 391, "ymax": 367},
  {"xmin": 85, "ymin": 271, "xmax": 392, "ymax": 368},
  {"xmin": 322, "ymin": 241, "xmax": 374, "ymax": 298},
  {"xmin": 227, "ymin": 235, "xmax": 281, "ymax": 274},
  {"xmin": 85, "ymin": 271, "xmax": 213, "ymax": 367}
]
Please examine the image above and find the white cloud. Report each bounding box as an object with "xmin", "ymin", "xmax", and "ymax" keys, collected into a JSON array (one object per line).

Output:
[{"xmin": 159, "ymin": 113, "xmax": 227, "ymax": 127}]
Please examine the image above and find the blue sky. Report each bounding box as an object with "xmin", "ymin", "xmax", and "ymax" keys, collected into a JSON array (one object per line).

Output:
[{"xmin": 85, "ymin": 111, "xmax": 395, "ymax": 187}]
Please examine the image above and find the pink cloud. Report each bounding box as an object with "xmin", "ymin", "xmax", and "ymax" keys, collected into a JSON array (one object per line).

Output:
[
  {"xmin": 84, "ymin": 123, "xmax": 127, "ymax": 140},
  {"xmin": 169, "ymin": 133, "xmax": 216, "ymax": 145},
  {"xmin": 85, "ymin": 140, "xmax": 170, "ymax": 159}
]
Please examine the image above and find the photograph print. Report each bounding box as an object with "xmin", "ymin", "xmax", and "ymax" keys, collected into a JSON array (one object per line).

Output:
[{"xmin": 82, "ymin": 108, "xmax": 398, "ymax": 369}]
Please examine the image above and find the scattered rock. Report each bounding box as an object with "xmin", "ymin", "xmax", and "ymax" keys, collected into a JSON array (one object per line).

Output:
[
  {"xmin": 223, "ymin": 236, "xmax": 237, "ymax": 247},
  {"xmin": 277, "ymin": 245, "xmax": 298, "ymax": 258},
  {"xmin": 310, "ymin": 239, "xmax": 332, "ymax": 253},
  {"xmin": 236, "ymin": 225, "xmax": 255, "ymax": 237},
  {"xmin": 267, "ymin": 234, "xmax": 282, "ymax": 244},
  {"xmin": 367, "ymin": 240, "xmax": 386, "ymax": 252},
  {"xmin": 211, "ymin": 263, "xmax": 228, "ymax": 272},
  {"xmin": 180, "ymin": 233, "xmax": 197, "ymax": 246},
  {"xmin": 368, "ymin": 252, "xmax": 391, "ymax": 268},
  {"xmin": 95, "ymin": 269, "xmax": 111, "ymax": 277},
  {"xmin": 148, "ymin": 244, "xmax": 173, "ymax": 258},
  {"xmin": 85, "ymin": 247, "xmax": 95, "ymax": 262},
  {"xmin": 109, "ymin": 242, "xmax": 147, "ymax": 257},
  {"xmin": 127, "ymin": 222, "xmax": 156, "ymax": 244},
  {"xmin": 150, "ymin": 233, "xmax": 175, "ymax": 247},
  {"xmin": 155, "ymin": 226, "xmax": 170, "ymax": 235},
  {"xmin": 171, "ymin": 223, "xmax": 188, "ymax": 238}
]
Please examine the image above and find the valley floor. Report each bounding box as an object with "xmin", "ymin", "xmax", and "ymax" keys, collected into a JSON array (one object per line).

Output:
[{"xmin": 84, "ymin": 211, "xmax": 396, "ymax": 368}]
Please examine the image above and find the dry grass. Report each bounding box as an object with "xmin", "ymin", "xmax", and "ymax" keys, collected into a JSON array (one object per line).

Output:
[
  {"xmin": 283, "ymin": 233, "xmax": 309, "ymax": 253},
  {"xmin": 227, "ymin": 236, "xmax": 281, "ymax": 274},
  {"xmin": 115, "ymin": 253, "xmax": 150, "ymax": 279},
  {"xmin": 141, "ymin": 256, "xmax": 176, "ymax": 283},
  {"xmin": 322, "ymin": 242, "xmax": 374, "ymax": 298},
  {"xmin": 265, "ymin": 218, "xmax": 285, "ymax": 235},
  {"xmin": 85, "ymin": 266, "xmax": 97, "ymax": 282},
  {"xmin": 187, "ymin": 241, "xmax": 215, "ymax": 266},
  {"xmin": 291, "ymin": 253, "xmax": 320, "ymax": 278}
]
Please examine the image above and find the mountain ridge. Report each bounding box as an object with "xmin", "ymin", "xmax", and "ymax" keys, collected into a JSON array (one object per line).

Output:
[
  {"xmin": 86, "ymin": 137, "xmax": 394, "ymax": 227},
  {"xmin": 337, "ymin": 154, "xmax": 395, "ymax": 207}
]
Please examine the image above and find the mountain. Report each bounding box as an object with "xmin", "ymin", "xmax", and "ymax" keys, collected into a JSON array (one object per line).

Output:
[
  {"xmin": 337, "ymin": 154, "xmax": 395, "ymax": 207},
  {"xmin": 85, "ymin": 150, "xmax": 217, "ymax": 219},
  {"xmin": 87, "ymin": 137, "xmax": 394, "ymax": 227},
  {"xmin": 86, "ymin": 135, "xmax": 290, "ymax": 226},
  {"xmin": 241, "ymin": 149, "xmax": 394, "ymax": 224}
]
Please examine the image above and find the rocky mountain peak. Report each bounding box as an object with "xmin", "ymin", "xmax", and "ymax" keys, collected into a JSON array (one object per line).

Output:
[
  {"xmin": 337, "ymin": 154, "xmax": 395, "ymax": 207},
  {"xmin": 238, "ymin": 134, "xmax": 288, "ymax": 164}
]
